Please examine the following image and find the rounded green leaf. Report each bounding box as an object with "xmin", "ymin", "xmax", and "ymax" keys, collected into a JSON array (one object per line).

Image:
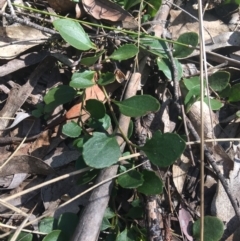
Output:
[
  {"xmin": 70, "ymin": 70, "xmax": 95, "ymax": 88},
  {"xmin": 229, "ymin": 83, "xmax": 240, "ymax": 102},
  {"xmin": 140, "ymin": 131, "xmax": 186, "ymax": 167},
  {"xmin": 116, "ymin": 228, "xmax": 137, "ymax": 241},
  {"xmin": 118, "ymin": 170, "xmax": 144, "ymax": 188},
  {"xmin": 39, "ymin": 217, "xmax": 55, "ymax": 234},
  {"xmin": 85, "ymin": 99, "xmax": 106, "ymax": 119},
  {"xmin": 113, "ymin": 95, "xmax": 160, "ymax": 117},
  {"xmin": 193, "ymin": 216, "xmax": 224, "ymax": 241},
  {"xmin": 101, "ymin": 217, "xmax": 113, "ymax": 231},
  {"xmin": 83, "ymin": 132, "xmax": 121, "ymax": 168},
  {"xmin": 88, "ymin": 114, "xmax": 111, "ymax": 130},
  {"xmin": 209, "ymin": 71, "xmax": 230, "ymax": 91},
  {"xmin": 53, "ymin": 19, "xmax": 95, "ymax": 50},
  {"xmin": 137, "ymin": 170, "xmax": 163, "ymax": 195},
  {"xmin": 140, "ymin": 38, "xmax": 168, "ymax": 57},
  {"xmin": 204, "ymin": 98, "xmax": 223, "ymax": 110},
  {"xmin": 218, "ymin": 84, "xmax": 231, "ymax": 98},
  {"xmin": 43, "ymin": 230, "xmax": 67, "ymax": 241},
  {"xmin": 57, "ymin": 213, "xmax": 78, "ymax": 239},
  {"xmin": 44, "ymin": 85, "xmax": 77, "ymax": 112},
  {"xmin": 80, "ymin": 50, "xmax": 104, "ymax": 66},
  {"xmin": 109, "ymin": 44, "xmax": 138, "ymax": 60},
  {"xmin": 98, "ymin": 72, "xmax": 115, "ymax": 86},
  {"xmin": 157, "ymin": 57, "xmax": 182, "ymax": 81},
  {"xmin": 184, "ymin": 85, "xmax": 200, "ymax": 105},
  {"xmin": 236, "ymin": 110, "xmax": 240, "ymax": 118},
  {"xmin": 8, "ymin": 232, "xmax": 33, "ymax": 241},
  {"xmin": 183, "ymin": 76, "xmax": 200, "ymax": 90},
  {"xmin": 62, "ymin": 121, "xmax": 82, "ymax": 138},
  {"xmin": 173, "ymin": 32, "xmax": 198, "ymax": 58}
]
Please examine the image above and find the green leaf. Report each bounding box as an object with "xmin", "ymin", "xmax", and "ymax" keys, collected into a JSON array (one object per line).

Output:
[
  {"xmin": 124, "ymin": 0, "xmax": 141, "ymax": 9},
  {"xmin": 118, "ymin": 170, "xmax": 144, "ymax": 188},
  {"xmin": 229, "ymin": 83, "xmax": 240, "ymax": 102},
  {"xmin": 43, "ymin": 230, "xmax": 67, "ymax": 241},
  {"xmin": 81, "ymin": 50, "xmax": 104, "ymax": 66},
  {"xmin": 88, "ymin": 114, "xmax": 111, "ymax": 130},
  {"xmin": 184, "ymin": 85, "xmax": 200, "ymax": 105},
  {"xmin": 39, "ymin": 217, "xmax": 56, "ymax": 234},
  {"xmin": 148, "ymin": 0, "xmax": 162, "ymax": 17},
  {"xmin": 57, "ymin": 213, "xmax": 78, "ymax": 239},
  {"xmin": 98, "ymin": 72, "xmax": 116, "ymax": 86},
  {"xmin": 209, "ymin": 71, "xmax": 230, "ymax": 91},
  {"xmin": 53, "ymin": 19, "xmax": 95, "ymax": 50},
  {"xmin": 70, "ymin": 70, "xmax": 95, "ymax": 88},
  {"xmin": 85, "ymin": 99, "xmax": 106, "ymax": 119},
  {"xmin": 127, "ymin": 200, "xmax": 144, "ymax": 219},
  {"xmin": 104, "ymin": 207, "xmax": 116, "ymax": 219},
  {"xmin": 116, "ymin": 228, "xmax": 137, "ymax": 241},
  {"xmin": 83, "ymin": 132, "xmax": 121, "ymax": 168},
  {"xmin": 127, "ymin": 120, "xmax": 133, "ymax": 139},
  {"xmin": 137, "ymin": 170, "xmax": 163, "ymax": 195},
  {"xmin": 44, "ymin": 85, "xmax": 77, "ymax": 112},
  {"xmin": 140, "ymin": 131, "xmax": 186, "ymax": 167},
  {"xmin": 8, "ymin": 232, "xmax": 33, "ymax": 241},
  {"xmin": 113, "ymin": 95, "xmax": 160, "ymax": 117},
  {"xmin": 77, "ymin": 169, "xmax": 98, "ymax": 185},
  {"xmin": 204, "ymin": 97, "xmax": 223, "ymax": 110},
  {"xmin": 173, "ymin": 32, "xmax": 198, "ymax": 58},
  {"xmin": 183, "ymin": 76, "xmax": 200, "ymax": 90},
  {"xmin": 62, "ymin": 121, "xmax": 82, "ymax": 138},
  {"xmin": 101, "ymin": 217, "xmax": 113, "ymax": 231},
  {"xmin": 218, "ymin": 84, "xmax": 231, "ymax": 98},
  {"xmin": 140, "ymin": 38, "xmax": 168, "ymax": 57},
  {"xmin": 236, "ymin": 110, "xmax": 240, "ymax": 118},
  {"xmin": 109, "ymin": 44, "xmax": 138, "ymax": 60},
  {"xmin": 157, "ymin": 57, "xmax": 182, "ymax": 81},
  {"xmin": 193, "ymin": 216, "xmax": 224, "ymax": 241}
]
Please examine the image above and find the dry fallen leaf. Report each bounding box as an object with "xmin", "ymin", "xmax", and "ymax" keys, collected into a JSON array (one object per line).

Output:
[
  {"xmin": 0, "ymin": 25, "xmax": 50, "ymax": 59},
  {"xmin": 82, "ymin": 0, "xmax": 138, "ymax": 29},
  {"xmin": 169, "ymin": 2, "xmax": 229, "ymax": 40},
  {"xmin": 0, "ymin": 155, "xmax": 54, "ymax": 177},
  {"xmin": 47, "ymin": 0, "xmax": 76, "ymax": 13}
]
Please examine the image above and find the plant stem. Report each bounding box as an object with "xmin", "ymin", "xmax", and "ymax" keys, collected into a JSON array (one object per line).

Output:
[{"xmin": 12, "ymin": 3, "xmax": 196, "ymax": 49}]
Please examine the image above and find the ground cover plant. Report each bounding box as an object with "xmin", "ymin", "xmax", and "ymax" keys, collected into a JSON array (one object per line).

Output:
[{"xmin": 0, "ymin": 0, "xmax": 240, "ymax": 240}]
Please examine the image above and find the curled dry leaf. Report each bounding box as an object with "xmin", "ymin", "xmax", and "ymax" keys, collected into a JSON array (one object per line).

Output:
[
  {"xmin": 0, "ymin": 155, "xmax": 54, "ymax": 177},
  {"xmin": 0, "ymin": 26, "xmax": 49, "ymax": 60},
  {"xmin": 82, "ymin": 0, "xmax": 138, "ymax": 29},
  {"xmin": 188, "ymin": 101, "xmax": 220, "ymax": 140}
]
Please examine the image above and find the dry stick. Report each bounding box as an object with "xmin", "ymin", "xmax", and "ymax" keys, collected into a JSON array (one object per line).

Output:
[
  {"xmin": 185, "ymin": 117, "xmax": 240, "ymax": 223},
  {"xmin": 0, "ymin": 11, "xmax": 57, "ymax": 35},
  {"xmin": 71, "ymin": 70, "xmax": 142, "ymax": 241}
]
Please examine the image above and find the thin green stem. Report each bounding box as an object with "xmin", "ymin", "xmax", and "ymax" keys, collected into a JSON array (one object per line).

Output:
[
  {"xmin": 101, "ymin": 86, "xmax": 137, "ymax": 153},
  {"xmin": 12, "ymin": 3, "xmax": 196, "ymax": 49}
]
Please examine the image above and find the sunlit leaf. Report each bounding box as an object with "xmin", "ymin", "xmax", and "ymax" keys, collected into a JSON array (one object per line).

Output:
[
  {"xmin": 83, "ymin": 132, "xmax": 121, "ymax": 168},
  {"xmin": 113, "ymin": 95, "xmax": 160, "ymax": 117},
  {"xmin": 44, "ymin": 85, "xmax": 77, "ymax": 112},
  {"xmin": 109, "ymin": 44, "xmax": 138, "ymax": 60},
  {"xmin": 53, "ymin": 19, "xmax": 96, "ymax": 50},
  {"xmin": 173, "ymin": 32, "xmax": 198, "ymax": 58},
  {"xmin": 62, "ymin": 121, "xmax": 82, "ymax": 138},
  {"xmin": 70, "ymin": 70, "xmax": 95, "ymax": 88},
  {"xmin": 193, "ymin": 216, "xmax": 224, "ymax": 241}
]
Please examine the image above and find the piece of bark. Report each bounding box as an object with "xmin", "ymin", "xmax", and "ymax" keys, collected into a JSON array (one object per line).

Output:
[
  {"xmin": 71, "ymin": 72, "xmax": 142, "ymax": 241},
  {"xmin": 0, "ymin": 56, "xmax": 55, "ymax": 136}
]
